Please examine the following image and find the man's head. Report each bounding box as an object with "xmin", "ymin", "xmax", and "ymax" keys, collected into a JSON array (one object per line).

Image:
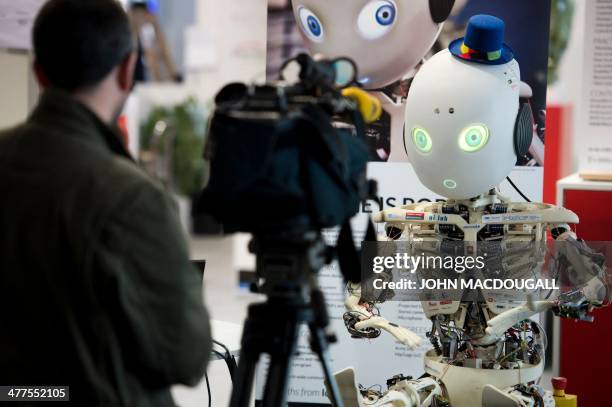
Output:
[{"xmin": 33, "ymin": 0, "xmax": 136, "ymax": 122}]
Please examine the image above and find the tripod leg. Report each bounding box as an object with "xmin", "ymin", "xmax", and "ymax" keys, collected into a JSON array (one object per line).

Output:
[
  {"xmin": 230, "ymin": 312, "xmax": 266, "ymax": 407},
  {"xmin": 261, "ymin": 350, "xmax": 294, "ymax": 407},
  {"xmin": 261, "ymin": 313, "xmax": 301, "ymax": 407},
  {"xmin": 229, "ymin": 348, "xmax": 259, "ymax": 407},
  {"xmin": 309, "ymin": 326, "xmax": 344, "ymax": 407}
]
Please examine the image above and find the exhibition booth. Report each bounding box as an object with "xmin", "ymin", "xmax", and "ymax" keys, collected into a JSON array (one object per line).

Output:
[{"xmin": 1, "ymin": 0, "xmax": 611, "ymax": 406}]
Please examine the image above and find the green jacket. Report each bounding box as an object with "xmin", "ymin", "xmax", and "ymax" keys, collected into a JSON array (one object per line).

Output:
[{"xmin": 0, "ymin": 90, "xmax": 212, "ymax": 406}]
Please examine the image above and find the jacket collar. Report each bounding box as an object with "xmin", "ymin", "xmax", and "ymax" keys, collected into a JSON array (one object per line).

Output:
[{"xmin": 28, "ymin": 88, "xmax": 133, "ymax": 161}]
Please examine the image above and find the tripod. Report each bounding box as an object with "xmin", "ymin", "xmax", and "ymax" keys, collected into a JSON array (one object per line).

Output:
[{"xmin": 229, "ymin": 232, "xmax": 344, "ymax": 407}]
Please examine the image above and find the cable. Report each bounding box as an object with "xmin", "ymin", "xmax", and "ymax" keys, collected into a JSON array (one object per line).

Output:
[
  {"xmin": 212, "ymin": 340, "xmax": 238, "ymax": 381},
  {"xmin": 204, "ymin": 371, "xmax": 211, "ymax": 407},
  {"xmin": 212, "ymin": 349, "xmax": 227, "ymax": 360},
  {"xmin": 205, "ymin": 342, "xmax": 237, "ymax": 406},
  {"xmin": 213, "ymin": 339, "xmax": 231, "ymax": 356},
  {"xmin": 506, "ymin": 176, "xmax": 532, "ymax": 202}
]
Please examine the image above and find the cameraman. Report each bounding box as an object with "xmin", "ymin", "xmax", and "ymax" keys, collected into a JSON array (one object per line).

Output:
[{"xmin": 0, "ymin": 1, "xmax": 211, "ymax": 406}]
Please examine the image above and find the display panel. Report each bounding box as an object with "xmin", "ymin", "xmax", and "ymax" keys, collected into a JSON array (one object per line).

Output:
[{"xmin": 262, "ymin": 1, "xmax": 552, "ymax": 405}]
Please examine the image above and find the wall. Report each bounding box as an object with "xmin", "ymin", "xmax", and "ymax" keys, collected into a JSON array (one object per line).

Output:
[
  {"xmin": 548, "ymin": 0, "xmax": 587, "ymax": 174},
  {"xmin": 192, "ymin": 0, "xmax": 268, "ymax": 100},
  {"xmin": 0, "ymin": 51, "xmax": 37, "ymax": 129},
  {"xmin": 159, "ymin": 0, "xmax": 196, "ymax": 74}
]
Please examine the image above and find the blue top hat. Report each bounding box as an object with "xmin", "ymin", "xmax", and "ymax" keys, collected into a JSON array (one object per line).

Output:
[{"xmin": 449, "ymin": 14, "xmax": 514, "ymax": 65}]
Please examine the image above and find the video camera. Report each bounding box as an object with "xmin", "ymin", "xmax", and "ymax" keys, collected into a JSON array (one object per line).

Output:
[
  {"xmin": 195, "ymin": 53, "xmax": 378, "ymax": 235},
  {"xmin": 194, "ymin": 54, "xmax": 381, "ymax": 407}
]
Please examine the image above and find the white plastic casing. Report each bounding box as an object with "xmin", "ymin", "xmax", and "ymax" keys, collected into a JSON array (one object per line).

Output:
[
  {"xmin": 291, "ymin": 0, "xmax": 442, "ymax": 90},
  {"xmin": 404, "ymin": 49, "xmax": 522, "ymax": 199}
]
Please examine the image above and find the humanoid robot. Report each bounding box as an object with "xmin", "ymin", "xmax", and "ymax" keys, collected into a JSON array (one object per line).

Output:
[
  {"xmin": 291, "ymin": 0, "xmax": 456, "ymax": 161},
  {"xmin": 337, "ymin": 15, "xmax": 610, "ymax": 407}
]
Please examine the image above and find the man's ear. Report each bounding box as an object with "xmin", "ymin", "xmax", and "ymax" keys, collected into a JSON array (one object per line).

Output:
[
  {"xmin": 33, "ymin": 61, "xmax": 51, "ymax": 89},
  {"xmin": 117, "ymin": 52, "xmax": 137, "ymax": 92}
]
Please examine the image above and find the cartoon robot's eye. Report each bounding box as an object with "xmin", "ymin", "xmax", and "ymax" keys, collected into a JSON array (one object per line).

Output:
[
  {"xmin": 358, "ymin": 1, "xmax": 397, "ymax": 40},
  {"xmin": 412, "ymin": 127, "xmax": 432, "ymax": 153},
  {"xmin": 298, "ymin": 7, "xmax": 325, "ymax": 42},
  {"xmin": 459, "ymin": 124, "xmax": 489, "ymax": 152}
]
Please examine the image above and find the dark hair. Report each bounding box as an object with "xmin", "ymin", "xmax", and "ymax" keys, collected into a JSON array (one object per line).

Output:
[{"xmin": 33, "ymin": 0, "xmax": 134, "ymax": 92}]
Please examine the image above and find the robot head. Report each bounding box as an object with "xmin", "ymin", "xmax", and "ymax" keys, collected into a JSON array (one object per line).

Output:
[
  {"xmin": 404, "ymin": 15, "xmax": 533, "ymax": 199},
  {"xmin": 291, "ymin": 0, "xmax": 455, "ymax": 90}
]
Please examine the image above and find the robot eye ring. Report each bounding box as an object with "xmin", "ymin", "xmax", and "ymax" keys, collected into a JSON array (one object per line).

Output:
[
  {"xmin": 458, "ymin": 123, "xmax": 490, "ymax": 153},
  {"xmin": 443, "ymin": 179, "xmax": 458, "ymax": 189},
  {"xmin": 410, "ymin": 126, "xmax": 433, "ymax": 154}
]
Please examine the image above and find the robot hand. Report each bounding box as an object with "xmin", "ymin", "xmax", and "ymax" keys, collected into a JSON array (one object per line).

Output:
[
  {"xmin": 482, "ymin": 384, "xmax": 554, "ymax": 407},
  {"xmin": 488, "ymin": 236, "xmax": 612, "ymax": 335},
  {"xmin": 355, "ymin": 317, "xmax": 423, "ymax": 349},
  {"xmin": 551, "ymin": 287, "xmax": 605, "ymax": 322},
  {"xmin": 550, "ymin": 233, "xmax": 611, "ymax": 319},
  {"xmin": 330, "ymin": 368, "xmax": 444, "ymax": 407},
  {"xmin": 344, "ymin": 283, "xmax": 423, "ymax": 348},
  {"xmin": 485, "ymin": 300, "xmax": 555, "ymax": 339}
]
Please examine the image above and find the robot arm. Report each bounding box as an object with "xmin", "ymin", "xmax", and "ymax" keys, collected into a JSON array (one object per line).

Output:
[
  {"xmin": 548, "ymin": 226, "xmax": 610, "ymax": 319},
  {"xmin": 487, "ymin": 224, "xmax": 610, "ymax": 337},
  {"xmin": 344, "ymin": 281, "xmax": 423, "ymax": 349},
  {"xmin": 330, "ymin": 367, "xmax": 444, "ymax": 407},
  {"xmin": 355, "ymin": 316, "xmax": 423, "ymax": 349},
  {"xmin": 342, "ymin": 218, "xmax": 423, "ymax": 348},
  {"xmin": 485, "ymin": 300, "xmax": 554, "ymax": 339}
]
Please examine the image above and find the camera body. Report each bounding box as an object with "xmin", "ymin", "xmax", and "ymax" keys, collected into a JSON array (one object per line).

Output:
[{"xmin": 196, "ymin": 55, "xmax": 373, "ymax": 234}]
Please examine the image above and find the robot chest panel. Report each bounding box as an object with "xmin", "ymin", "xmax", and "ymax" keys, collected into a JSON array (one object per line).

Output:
[{"xmin": 433, "ymin": 203, "xmax": 540, "ymax": 242}]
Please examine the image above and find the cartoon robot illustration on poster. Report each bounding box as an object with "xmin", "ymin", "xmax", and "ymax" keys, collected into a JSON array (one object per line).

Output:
[{"xmin": 291, "ymin": 0, "xmax": 456, "ymax": 161}]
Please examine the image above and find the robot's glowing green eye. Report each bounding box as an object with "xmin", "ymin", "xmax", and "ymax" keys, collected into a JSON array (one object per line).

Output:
[
  {"xmin": 412, "ymin": 127, "xmax": 432, "ymax": 153},
  {"xmin": 459, "ymin": 124, "xmax": 489, "ymax": 152}
]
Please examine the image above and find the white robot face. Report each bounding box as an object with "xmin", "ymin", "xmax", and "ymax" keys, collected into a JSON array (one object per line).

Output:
[
  {"xmin": 291, "ymin": 0, "xmax": 447, "ymax": 90},
  {"xmin": 404, "ymin": 50, "xmax": 522, "ymax": 199}
]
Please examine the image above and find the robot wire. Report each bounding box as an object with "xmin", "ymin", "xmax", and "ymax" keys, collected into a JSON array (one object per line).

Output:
[{"xmin": 506, "ymin": 176, "xmax": 532, "ymax": 202}]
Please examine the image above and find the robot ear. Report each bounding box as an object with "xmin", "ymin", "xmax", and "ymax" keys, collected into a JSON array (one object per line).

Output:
[
  {"xmin": 514, "ymin": 103, "xmax": 533, "ymax": 157},
  {"xmin": 429, "ymin": 0, "xmax": 455, "ymax": 23}
]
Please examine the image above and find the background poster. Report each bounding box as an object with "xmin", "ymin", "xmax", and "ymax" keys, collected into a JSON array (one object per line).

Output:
[
  {"xmin": 0, "ymin": 1, "xmax": 45, "ymax": 50},
  {"xmin": 577, "ymin": 0, "xmax": 612, "ymax": 176},
  {"xmin": 261, "ymin": 0, "xmax": 551, "ymax": 405},
  {"xmin": 267, "ymin": 0, "xmax": 550, "ymax": 166}
]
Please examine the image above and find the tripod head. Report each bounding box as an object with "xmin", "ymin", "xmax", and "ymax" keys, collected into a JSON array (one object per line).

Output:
[{"xmin": 249, "ymin": 232, "xmax": 332, "ymax": 299}]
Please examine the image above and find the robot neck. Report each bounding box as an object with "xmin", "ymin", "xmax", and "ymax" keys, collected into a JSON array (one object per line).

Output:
[{"xmin": 447, "ymin": 189, "xmax": 511, "ymax": 210}]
